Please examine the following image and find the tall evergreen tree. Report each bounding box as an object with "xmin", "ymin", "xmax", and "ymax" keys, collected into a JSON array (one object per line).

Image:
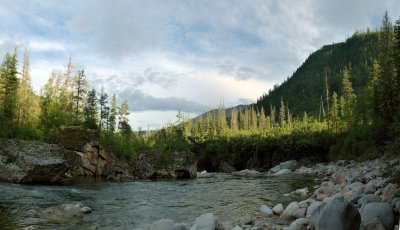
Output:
[
  {"xmin": 74, "ymin": 69, "xmax": 88, "ymax": 123},
  {"xmin": 230, "ymin": 107, "xmax": 238, "ymax": 131},
  {"xmin": 377, "ymin": 11, "xmax": 396, "ymax": 123},
  {"xmin": 99, "ymin": 87, "xmax": 109, "ymax": 130},
  {"xmin": 118, "ymin": 100, "xmax": 131, "ymax": 135},
  {"xmin": 109, "ymin": 93, "xmax": 117, "ymax": 132},
  {"xmin": 0, "ymin": 51, "xmax": 19, "ymax": 123},
  {"xmin": 16, "ymin": 48, "xmax": 38, "ymax": 125},
  {"xmin": 279, "ymin": 97, "xmax": 286, "ymax": 127},
  {"xmin": 84, "ymin": 88, "xmax": 98, "ymax": 129}
]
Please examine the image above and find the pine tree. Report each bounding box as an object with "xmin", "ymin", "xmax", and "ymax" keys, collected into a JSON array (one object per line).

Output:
[
  {"xmin": 341, "ymin": 66, "xmax": 356, "ymax": 123},
  {"xmin": 74, "ymin": 69, "xmax": 88, "ymax": 123},
  {"xmin": 0, "ymin": 51, "xmax": 19, "ymax": 123},
  {"xmin": 118, "ymin": 100, "xmax": 131, "ymax": 135},
  {"xmin": 16, "ymin": 48, "xmax": 38, "ymax": 125},
  {"xmin": 230, "ymin": 107, "xmax": 238, "ymax": 131},
  {"xmin": 329, "ymin": 92, "xmax": 339, "ymax": 133},
  {"xmin": 216, "ymin": 102, "xmax": 227, "ymax": 135},
  {"xmin": 279, "ymin": 97, "xmax": 286, "ymax": 127},
  {"xmin": 84, "ymin": 88, "xmax": 98, "ymax": 129},
  {"xmin": 377, "ymin": 11, "xmax": 396, "ymax": 123},
  {"xmin": 109, "ymin": 93, "xmax": 117, "ymax": 132},
  {"xmin": 99, "ymin": 87, "xmax": 109, "ymax": 130},
  {"xmin": 394, "ymin": 17, "xmax": 400, "ymax": 117},
  {"xmin": 258, "ymin": 107, "xmax": 266, "ymax": 130}
]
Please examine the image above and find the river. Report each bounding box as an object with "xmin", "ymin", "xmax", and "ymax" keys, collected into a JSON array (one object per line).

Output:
[{"xmin": 0, "ymin": 173, "xmax": 315, "ymax": 229}]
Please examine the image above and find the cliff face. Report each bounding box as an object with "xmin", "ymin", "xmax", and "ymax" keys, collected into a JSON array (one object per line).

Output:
[
  {"xmin": 0, "ymin": 139, "xmax": 70, "ymax": 183},
  {"xmin": 53, "ymin": 126, "xmax": 134, "ymax": 180},
  {"xmin": 0, "ymin": 126, "xmax": 197, "ymax": 184}
]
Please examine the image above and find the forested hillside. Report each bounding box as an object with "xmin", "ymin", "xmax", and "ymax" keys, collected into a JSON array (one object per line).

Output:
[{"xmin": 257, "ymin": 31, "xmax": 379, "ymax": 118}]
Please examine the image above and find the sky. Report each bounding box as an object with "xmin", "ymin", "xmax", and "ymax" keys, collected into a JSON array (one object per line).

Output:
[{"xmin": 0, "ymin": 0, "xmax": 399, "ymax": 130}]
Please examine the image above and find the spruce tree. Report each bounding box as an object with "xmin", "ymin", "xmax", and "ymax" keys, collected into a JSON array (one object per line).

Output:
[
  {"xmin": 84, "ymin": 88, "xmax": 98, "ymax": 129},
  {"xmin": 109, "ymin": 93, "xmax": 117, "ymax": 133},
  {"xmin": 0, "ymin": 52, "xmax": 19, "ymax": 124}
]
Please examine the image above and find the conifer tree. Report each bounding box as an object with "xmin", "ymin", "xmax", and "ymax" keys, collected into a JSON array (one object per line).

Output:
[
  {"xmin": 377, "ymin": 11, "xmax": 396, "ymax": 123},
  {"xmin": 230, "ymin": 107, "xmax": 238, "ymax": 131},
  {"xmin": 258, "ymin": 107, "xmax": 266, "ymax": 129},
  {"xmin": 99, "ymin": 87, "xmax": 109, "ymax": 130},
  {"xmin": 84, "ymin": 88, "xmax": 98, "ymax": 129},
  {"xmin": 109, "ymin": 93, "xmax": 117, "ymax": 132},
  {"xmin": 74, "ymin": 69, "xmax": 88, "ymax": 123},
  {"xmin": 118, "ymin": 100, "xmax": 131, "ymax": 135},
  {"xmin": 279, "ymin": 97, "xmax": 286, "ymax": 127},
  {"xmin": 16, "ymin": 48, "xmax": 38, "ymax": 125},
  {"xmin": 0, "ymin": 51, "xmax": 19, "ymax": 123}
]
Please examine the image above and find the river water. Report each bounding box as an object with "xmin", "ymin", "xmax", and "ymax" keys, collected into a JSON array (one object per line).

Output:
[{"xmin": 0, "ymin": 173, "xmax": 315, "ymax": 229}]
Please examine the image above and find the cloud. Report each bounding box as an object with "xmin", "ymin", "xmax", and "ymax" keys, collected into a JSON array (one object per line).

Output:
[
  {"xmin": 119, "ymin": 89, "xmax": 208, "ymax": 113},
  {"xmin": 29, "ymin": 40, "xmax": 66, "ymax": 52}
]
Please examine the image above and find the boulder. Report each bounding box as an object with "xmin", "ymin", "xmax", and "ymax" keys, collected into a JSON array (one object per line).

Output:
[
  {"xmin": 135, "ymin": 149, "xmax": 197, "ymax": 179},
  {"xmin": 270, "ymin": 165, "xmax": 281, "ymax": 173},
  {"xmin": 232, "ymin": 169, "xmax": 261, "ymax": 177},
  {"xmin": 283, "ymin": 218, "xmax": 308, "ymax": 230},
  {"xmin": 315, "ymin": 197, "xmax": 360, "ymax": 230},
  {"xmin": 279, "ymin": 160, "xmax": 298, "ymax": 171},
  {"xmin": 0, "ymin": 139, "xmax": 70, "ymax": 184},
  {"xmin": 295, "ymin": 188, "xmax": 309, "ymax": 196},
  {"xmin": 219, "ymin": 162, "xmax": 236, "ymax": 173},
  {"xmin": 363, "ymin": 218, "xmax": 385, "ymax": 230},
  {"xmin": 358, "ymin": 194, "xmax": 381, "ymax": 208},
  {"xmin": 275, "ymin": 169, "xmax": 292, "ymax": 175},
  {"xmin": 272, "ymin": 203, "xmax": 284, "ymax": 215},
  {"xmin": 260, "ymin": 205, "xmax": 273, "ymax": 217},
  {"xmin": 361, "ymin": 202, "xmax": 394, "ymax": 230},
  {"xmin": 33, "ymin": 203, "xmax": 92, "ymax": 221},
  {"xmin": 314, "ymin": 184, "xmax": 337, "ymax": 201},
  {"xmin": 191, "ymin": 213, "xmax": 217, "ymax": 230},
  {"xmin": 280, "ymin": 201, "xmax": 300, "ymax": 220},
  {"xmin": 382, "ymin": 183, "xmax": 397, "ymax": 203},
  {"xmin": 306, "ymin": 201, "xmax": 323, "ymax": 217},
  {"xmin": 292, "ymin": 208, "xmax": 306, "ymax": 219},
  {"xmin": 149, "ymin": 219, "xmax": 175, "ymax": 230},
  {"xmin": 53, "ymin": 126, "xmax": 99, "ymax": 152}
]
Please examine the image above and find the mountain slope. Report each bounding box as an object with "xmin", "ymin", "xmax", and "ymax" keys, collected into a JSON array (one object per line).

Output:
[{"xmin": 257, "ymin": 31, "xmax": 379, "ymax": 117}]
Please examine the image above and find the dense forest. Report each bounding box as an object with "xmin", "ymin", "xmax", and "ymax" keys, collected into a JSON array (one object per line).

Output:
[{"xmin": 0, "ymin": 12, "xmax": 399, "ymax": 171}]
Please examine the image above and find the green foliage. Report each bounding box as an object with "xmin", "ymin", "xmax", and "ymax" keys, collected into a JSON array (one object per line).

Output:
[{"xmin": 257, "ymin": 31, "xmax": 379, "ymax": 118}]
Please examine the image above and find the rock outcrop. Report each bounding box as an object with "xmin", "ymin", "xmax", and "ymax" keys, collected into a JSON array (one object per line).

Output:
[
  {"xmin": 53, "ymin": 126, "xmax": 133, "ymax": 180},
  {"xmin": 134, "ymin": 148, "xmax": 197, "ymax": 179},
  {"xmin": 0, "ymin": 138, "xmax": 70, "ymax": 183}
]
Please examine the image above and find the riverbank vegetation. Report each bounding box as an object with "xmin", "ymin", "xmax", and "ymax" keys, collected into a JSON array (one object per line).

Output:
[{"xmin": 0, "ymin": 12, "xmax": 399, "ymax": 169}]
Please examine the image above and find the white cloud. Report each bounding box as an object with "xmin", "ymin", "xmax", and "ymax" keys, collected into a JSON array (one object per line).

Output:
[{"xmin": 29, "ymin": 40, "xmax": 66, "ymax": 52}]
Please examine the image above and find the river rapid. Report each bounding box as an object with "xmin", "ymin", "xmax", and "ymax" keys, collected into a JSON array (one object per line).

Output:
[{"xmin": 0, "ymin": 173, "xmax": 315, "ymax": 229}]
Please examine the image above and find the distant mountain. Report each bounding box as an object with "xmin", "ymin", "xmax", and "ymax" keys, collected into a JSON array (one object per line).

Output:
[
  {"xmin": 257, "ymin": 31, "xmax": 379, "ymax": 117},
  {"xmin": 195, "ymin": 31, "xmax": 379, "ymax": 120},
  {"xmin": 194, "ymin": 104, "xmax": 248, "ymax": 120}
]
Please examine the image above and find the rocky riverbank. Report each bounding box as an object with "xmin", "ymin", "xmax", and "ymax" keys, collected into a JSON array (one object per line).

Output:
[
  {"xmin": 150, "ymin": 158, "xmax": 400, "ymax": 230},
  {"xmin": 0, "ymin": 126, "xmax": 198, "ymax": 184}
]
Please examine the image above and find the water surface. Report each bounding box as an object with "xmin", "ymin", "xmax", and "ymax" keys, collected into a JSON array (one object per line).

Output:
[{"xmin": 0, "ymin": 173, "xmax": 315, "ymax": 229}]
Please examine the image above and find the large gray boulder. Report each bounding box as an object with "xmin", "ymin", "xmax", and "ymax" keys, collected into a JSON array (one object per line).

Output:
[
  {"xmin": 0, "ymin": 139, "xmax": 70, "ymax": 184},
  {"xmin": 358, "ymin": 194, "xmax": 381, "ymax": 208},
  {"xmin": 361, "ymin": 202, "xmax": 394, "ymax": 230},
  {"xmin": 191, "ymin": 213, "xmax": 217, "ymax": 230},
  {"xmin": 280, "ymin": 201, "xmax": 300, "ymax": 220},
  {"xmin": 382, "ymin": 183, "xmax": 397, "ymax": 203},
  {"xmin": 315, "ymin": 197, "xmax": 360, "ymax": 230}
]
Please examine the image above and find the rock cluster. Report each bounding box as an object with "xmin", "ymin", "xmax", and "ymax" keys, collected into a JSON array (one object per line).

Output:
[{"xmin": 154, "ymin": 159, "xmax": 400, "ymax": 230}]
